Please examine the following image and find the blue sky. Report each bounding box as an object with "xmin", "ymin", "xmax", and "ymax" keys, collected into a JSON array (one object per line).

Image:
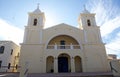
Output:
[{"xmin": 0, "ymin": 0, "xmax": 120, "ymax": 58}]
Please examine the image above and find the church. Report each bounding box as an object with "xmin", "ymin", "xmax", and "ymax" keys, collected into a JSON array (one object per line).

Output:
[{"xmin": 19, "ymin": 5, "xmax": 111, "ymax": 75}]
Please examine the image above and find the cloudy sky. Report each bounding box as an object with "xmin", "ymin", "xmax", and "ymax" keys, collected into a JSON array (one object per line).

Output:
[{"xmin": 0, "ymin": 0, "xmax": 120, "ymax": 58}]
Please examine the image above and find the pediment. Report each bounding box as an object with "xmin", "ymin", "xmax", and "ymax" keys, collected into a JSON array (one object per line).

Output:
[{"xmin": 45, "ymin": 23, "xmax": 80, "ymax": 31}]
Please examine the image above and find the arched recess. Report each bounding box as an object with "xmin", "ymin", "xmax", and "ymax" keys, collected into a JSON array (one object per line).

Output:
[
  {"xmin": 74, "ymin": 56, "xmax": 82, "ymax": 72},
  {"xmin": 58, "ymin": 53, "xmax": 71, "ymax": 72},
  {"xmin": 47, "ymin": 35, "xmax": 80, "ymax": 49},
  {"xmin": 46, "ymin": 56, "xmax": 54, "ymax": 73},
  {"xmin": 33, "ymin": 19, "xmax": 37, "ymax": 26}
]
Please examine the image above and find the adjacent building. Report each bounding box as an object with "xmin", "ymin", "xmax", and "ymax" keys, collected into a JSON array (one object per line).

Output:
[
  {"xmin": 0, "ymin": 41, "xmax": 20, "ymax": 72},
  {"xmin": 108, "ymin": 54, "xmax": 117, "ymax": 60}
]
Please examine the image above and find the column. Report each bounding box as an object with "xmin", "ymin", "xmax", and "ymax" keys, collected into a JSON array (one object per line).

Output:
[
  {"xmin": 54, "ymin": 57, "xmax": 58, "ymax": 73},
  {"xmin": 54, "ymin": 43, "xmax": 57, "ymax": 49},
  {"xmin": 71, "ymin": 57, "xmax": 75, "ymax": 72},
  {"xmin": 70, "ymin": 43, "xmax": 73, "ymax": 49}
]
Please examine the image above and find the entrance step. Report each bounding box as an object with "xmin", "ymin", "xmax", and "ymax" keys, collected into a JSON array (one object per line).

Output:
[
  {"xmin": 28, "ymin": 72, "xmax": 113, "ymax": 77},
  {"xmin": 0, "ymin": 72, "xmax": 113, "ymax": 77},
  {"xmin": 0, "ymin": 72, "xmax": 19, "ymax": 77}
]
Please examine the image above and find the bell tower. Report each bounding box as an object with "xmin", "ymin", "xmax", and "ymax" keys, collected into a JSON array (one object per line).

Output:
[
  {"xmin": 23, "ymin": 4, "xmax": 45, "ymax": 44},
  {"xmin": 78, "ymin": 6, "xmax": 102, "ymax": 44}
]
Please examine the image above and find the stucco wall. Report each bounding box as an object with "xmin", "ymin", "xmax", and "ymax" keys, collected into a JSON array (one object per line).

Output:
[
  {"xmin": 19, "ymin": 24, "xmax": 111, "ymax": 74},
  {"xmin": 0, "ymin": 41, "xmax": 20, "ymax": 72}
]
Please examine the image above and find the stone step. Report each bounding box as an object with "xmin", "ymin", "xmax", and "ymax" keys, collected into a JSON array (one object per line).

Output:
[
  {"xmin": 0, "ymin": 72, "xmax": 114, "ymax": 77},
  {"xmin": 28, "ymin": 72, "xmax": 113, "ymax": 77}
]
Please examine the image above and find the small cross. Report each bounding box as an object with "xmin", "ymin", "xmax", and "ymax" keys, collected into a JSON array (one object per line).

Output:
[
  {"xmin": 37, "ymin": 3, "xmax": 40, "ymax": 9},
  {"xmin": 84, "ymin": 4, "xmax": 86, "ymax": 10}
]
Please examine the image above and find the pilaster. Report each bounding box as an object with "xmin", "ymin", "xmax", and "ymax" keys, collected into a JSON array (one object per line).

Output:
[
  {"xmin": 71, "ymin": 57, "xmax": 75, "ymax": 72},
  {"xmin": 54, "ymin": 57, "xmax": 58, "ymax": 73}
]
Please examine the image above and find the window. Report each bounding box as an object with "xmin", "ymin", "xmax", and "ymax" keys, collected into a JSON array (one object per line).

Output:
[
  {"xmin": 0, "ymin": 46, "xmax": 5, "ymax": 53},
  {"xmin": 15, "ymin": 65, "xmax": 18, "ymax": 69},
  {"xmin": 11, "ymin": 49, "xmax": 13, "ymax": 55},
  {"xmin": 0, "ymin": 61, "xmax": 2, "ymax": 68},
  {"xmin": 33, "ymin": 19, "xmax": 37, "ymax": 26},
  {"xmin": 60, "ymin": 40, "xmax": 65, "ymax": 49},
  {"xmin": 87, "ymin": 19, "xmax": 91, "ymax": 26},
  {"xmin": 8, "ymin": 63, "xmax": 11, "ymax": 69},
  {"xmin": 17, "ymin": 53, "xmax": 20, "ymax": 57}
]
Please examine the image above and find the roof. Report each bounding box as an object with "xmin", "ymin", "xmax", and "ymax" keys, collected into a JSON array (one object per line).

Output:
[{"xmin": 45, "ymin": 23, "xmax": 81, "ymax": 31}]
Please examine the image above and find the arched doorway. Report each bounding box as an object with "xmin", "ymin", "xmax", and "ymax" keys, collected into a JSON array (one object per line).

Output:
[
  {"xmin": 58, "ymin": 53, "xmax": 70, "ymax": 73},
  {"xmin": 74, "ymin": 56, "xmax": 82, "ymax": 72},
  {"xmin": 46, "ymin": 56, "xmax": 54, "ymax": 73}
]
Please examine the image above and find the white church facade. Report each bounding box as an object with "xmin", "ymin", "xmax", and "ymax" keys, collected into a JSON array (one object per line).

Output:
[{"xmin": 19, "ymin": 6, "xmax": 111, "ymax": 75}]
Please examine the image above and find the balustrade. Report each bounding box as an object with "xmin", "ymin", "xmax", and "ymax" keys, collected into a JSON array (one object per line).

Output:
[{"xmin": 47, "ymin": 45, "xmax": 80, "ymax": 49}]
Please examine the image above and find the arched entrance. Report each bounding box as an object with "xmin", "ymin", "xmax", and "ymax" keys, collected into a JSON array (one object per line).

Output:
[
  {"xmin": 58, "ymin": 53, "xmax": 70, "ymax": 73},
  {"xmin": 46, "ymin": 56, "xmax": 54, "ymax": 73},
  {"xmin": 74, "ymin": 56, "xmax": 82, "ymax": 72},
  {"xmin": 47, "ymin": 35, "xmax": 80, "ymax": 49}
]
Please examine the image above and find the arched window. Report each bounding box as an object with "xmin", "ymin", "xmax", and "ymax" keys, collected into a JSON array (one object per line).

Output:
[
  {"xmin": 0, "ymin": 61, "xmax": 2, "ymax": 68},
  {"xmin": 33, "ymin": 19, "xmax": 37, "ymax": 26},
  {"xmin": 87, "ymin": 19, "xmax": 91, "ymax": 26},
  {"xmin": 11, "ymin": 49, "xmax": 13, "ymax": 55},
  {"xmin": 8, "ymin": 63, "xmax": 11, "ymax": 69},
  {"xmin": 60, "ymin": 40, "xmax": 65, "ymax": 49},
  {"xmin": 15, "ymin": 65, "xmax": 18, "ymax": 69},
  {"xmin": 0, "ymin": 46, "xmax": 5, "ymax": 53}
]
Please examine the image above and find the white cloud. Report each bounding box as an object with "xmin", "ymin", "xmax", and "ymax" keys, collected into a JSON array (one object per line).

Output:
[
  {"xmin": 88, "ymin": 0, "xmax": 120, "ymax": 36},
  {"xmin": 0, "ymin": 18, "xmax": 24, "ymax": 45},
  {"xmin": 101, "ymin": 16, "xmax": 120, "ymax": 37},
  {"xmin": 88, "ymin": 0, "xmax": 120, "ymax": 58},
  {"xmin": 105, "ymin": 32, "xmax": 120, "ymax": 58}
]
